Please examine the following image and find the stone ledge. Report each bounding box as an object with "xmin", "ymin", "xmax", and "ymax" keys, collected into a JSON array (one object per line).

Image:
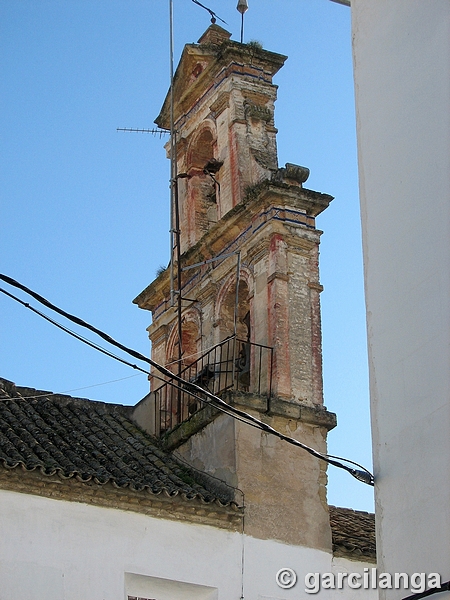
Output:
[
  {"xmin": 267, "ymin": 271, "xmax": 289, "ymax": 284},
  {"xmin": 164, "ymin": 391, "xmax": 336, "ymax": 452},
  {"xmin": 0, "ymin": 466, "xmax": 242, "ymax": 531},
  {"xmin": 268, "ymin": 397, "xmax": 337, "ymax": 430},
  {"xmin": 133, "ymin": 179, "xmax": 330, "ymax": 311}
]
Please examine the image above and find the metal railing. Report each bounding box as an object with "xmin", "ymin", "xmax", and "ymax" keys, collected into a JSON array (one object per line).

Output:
[{"xmin": 154, "ymin": 336, "xmax": 273, "ymax": 435}]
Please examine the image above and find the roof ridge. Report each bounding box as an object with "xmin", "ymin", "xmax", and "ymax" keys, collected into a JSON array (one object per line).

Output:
[
  {"xmin": 330, "ymin": 505, "xmax": 375, "ymax": 517},
  {"xmin": 0, "ymin": 378, "xmax": 131, "ymax": 412}
]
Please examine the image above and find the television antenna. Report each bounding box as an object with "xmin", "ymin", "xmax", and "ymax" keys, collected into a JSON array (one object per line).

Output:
[{"xmin": 116, "ymin": 127, "xmax": 168, "ymax": 138}]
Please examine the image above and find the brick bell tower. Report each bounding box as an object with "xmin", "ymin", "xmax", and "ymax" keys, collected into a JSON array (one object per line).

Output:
[{"xmin": 133, "ymin": 25, "xmax": 337, "ymax": 551}]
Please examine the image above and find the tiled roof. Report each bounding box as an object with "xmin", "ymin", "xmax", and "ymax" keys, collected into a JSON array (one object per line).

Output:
[
  {"xmin": 329, "ymin": 506, "xmax": 376, "ymax": 561},
  {"xmin": 0, "ymin": 379, "xmax": 376, "ymax": 557},
  {"xmin": 0, "ymin": 378, "xmax": 234, "ymax": 506}
]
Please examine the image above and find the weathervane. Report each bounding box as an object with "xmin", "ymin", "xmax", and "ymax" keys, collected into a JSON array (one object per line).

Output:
[
  {"xmin": 237, "ymin": 0, "xmax": 248, "ymax": 44},
  {"xmin": 191, "ymin": 0, "xmax": 227, "ymax": 25}
]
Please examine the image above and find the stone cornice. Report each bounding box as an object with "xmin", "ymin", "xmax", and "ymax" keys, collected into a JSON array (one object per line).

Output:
[
  {"xmin": 267, "ymin": 272, "xmax": 289, "ymax": 284},
  {"xmin": 133, "ymin": 181, "xmax": 332, "ymax": 312},
  {"xmin": 267, "ymin": 397, "xmax": 337, "ymax": 430},
  {"xmin": 163, "ymin": 391, "xmax": 337, "ymax": 452},
  {"xmin": 308, "ymin": 282, "xmax": 324, "ymax": 293},
  {"xmin": 210, "ymin": 91, "xmax": 230, "ymax": 117},
  {"xmin": 0, "ymin": 466, "xmax": 242, "ymax": 530},
  {"xmin": 258, "ymin": 183, "xmax": 333, "ymax": 217}
]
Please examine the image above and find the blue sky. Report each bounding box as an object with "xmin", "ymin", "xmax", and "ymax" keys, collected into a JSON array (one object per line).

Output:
[{"xmin": 1, "ymin": 0, "xmax": 373, "ymax": 511}]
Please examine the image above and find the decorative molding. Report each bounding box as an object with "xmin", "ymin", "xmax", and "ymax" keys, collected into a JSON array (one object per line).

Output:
[
  {"xmin": 148, "ymin": 324, "xmax": 169, "ymax": 346},
  {"xmin": 241, "ymin": 89, "xmax": 273, "ymax": 105},
  {"xmin": 0, "ymin": 467, "xmax": 242, "ymax": 530},
  {"xmin": 244, "ymin": 102, "xmax": 273, "ymax": 123},
  {"xmin": 267, "ymin": 272, "xmax": 289, "ymax": 284},
  {"xmin": 308, "ymin": 282, "xmax": 324, "ymax": 293},
  {"xmin": 210, "ymin": 92, "xmax": 230, "ymax": 117}
]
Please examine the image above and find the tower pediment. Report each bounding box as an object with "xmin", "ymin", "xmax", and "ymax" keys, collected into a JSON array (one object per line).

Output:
[{"xmin": 155, "ymin": 25, "xmax": 287, "ymax": 130}]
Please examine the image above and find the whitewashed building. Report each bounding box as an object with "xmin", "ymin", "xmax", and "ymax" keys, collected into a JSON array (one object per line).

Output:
[
  {"xmin": 0, "ymin": 378, "xmax": 375, "ymax": 599},
  {"xmin": 350, "ymin": 2, "xmax": 450, "ymax": 599},
  {"xmin": 1, "ymin": 24, "xmax": 377, "ymax": 600}
]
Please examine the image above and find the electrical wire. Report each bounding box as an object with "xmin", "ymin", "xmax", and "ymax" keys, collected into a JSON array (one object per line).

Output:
[
  {"xmin": 403, "ymin": 581, "xmax": 450, "ymax": 600},
  {"xmin": 1, "ymin": 375, "xmax": 141, "ymax": 402},
  {"xmin": 0, "ymin": 273, "xmax": 374, "ymax": 486},
  {"xmin": 0, "ymin": 274, "xmax": 148, "ymax": 366},
  {"xmin": 62, "ymin": 374, "xmax": 141, "ymax": 392},
  {"xmin": 0, "ymin": 287, "xmax": 149, "ymax": 376}
]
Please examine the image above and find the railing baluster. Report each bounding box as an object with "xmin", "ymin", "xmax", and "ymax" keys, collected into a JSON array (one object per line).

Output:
[{"xmin": 154, "ymin": 335, "xmax": 274, "ymax": 435}]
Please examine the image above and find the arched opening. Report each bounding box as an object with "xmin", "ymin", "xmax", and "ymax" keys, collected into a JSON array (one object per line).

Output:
[
  {"xmin": 161, "ymin": 315, "xmax": 201, "ymax": 430},
  {"xmin": 218, "ymin": 278, "xmax": 251, "ymax": 391},
  {"xmin": 180, "ymin": 319, "xmax": 200, "ymax": 367},
  {"xmin": 219, "ymin": 279, "xmax": 251, "ymax": 342},
  {"xmin": 189, "ymin": 128, "xmax": 215, "ymax": 169},
  {"xmin": 184, "ymin": 127, "xmax": 219, "ymax": 249},
  {"xmin": 166, "ymin": 314, "xmax": 201, "ymax": 372}
]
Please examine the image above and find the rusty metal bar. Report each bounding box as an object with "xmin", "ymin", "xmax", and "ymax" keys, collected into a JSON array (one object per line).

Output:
[{"xmin": 155, "ymin": 335, "xmax": 274, "ymax": 435}]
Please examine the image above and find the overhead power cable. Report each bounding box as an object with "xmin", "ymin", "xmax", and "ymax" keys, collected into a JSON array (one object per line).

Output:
[
  {"xmin": 403, "ymin": 581, "xmax": 450, "ymax": 600},
  {"xmin": 0, "ymin": 273, "xmax": 374, "ymax": 486},
  {"xmin": 0, "ymin": 287, "xmax": 149, "ymax": 376},
  {"xmin": 0, "ymin": 374, "xmax": 141, "ymax": 401}
]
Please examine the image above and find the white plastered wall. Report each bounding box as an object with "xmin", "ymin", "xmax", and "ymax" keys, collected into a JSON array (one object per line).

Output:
[
  {"xmin": 0, "ymin": 489, "xmax": 376, "ymax": 600},
  {"xmin": 351, "ymin": 1, "xmax": 450, "ymax": 597}
]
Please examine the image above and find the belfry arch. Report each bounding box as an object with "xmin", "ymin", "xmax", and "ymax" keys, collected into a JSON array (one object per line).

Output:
[
  {"xmin": 166, "ymin": 308, "xmax": 201, "ymax": 371},
  {"xmin": 182, "ymin": 124, "xmax": 220, "ymax": 251},
  {"xmin": 215, "ymin": 269, "xmax": 252, "ymax": 343}
]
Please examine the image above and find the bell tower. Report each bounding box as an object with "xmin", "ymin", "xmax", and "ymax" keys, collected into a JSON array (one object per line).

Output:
[
  {"xmin": 133, "ymin": 25, "xmax": 337, "ymax": 551},
  {"xmin": 154, "ymin": 25, "xmax": 286, "ymax": 253}
]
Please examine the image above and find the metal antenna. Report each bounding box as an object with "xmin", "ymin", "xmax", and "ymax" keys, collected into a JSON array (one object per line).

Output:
[
  {"xmin": 191, "ymin": 0, "xmax": 227, "ymax": 25},
  {"xmin": 169, "ymin": 0, "xmax": 176, "ymax": 312},
  {"xmin": 168, "ymin": 0, "xmax": 184, "ymax": 412},
  {"xmin": 237, "ymin": 0, "xmax": 248, "ymax": 44},
  {"xmin": 117, "ymin": 127, "xmax": 169, "ymax": 138}
]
